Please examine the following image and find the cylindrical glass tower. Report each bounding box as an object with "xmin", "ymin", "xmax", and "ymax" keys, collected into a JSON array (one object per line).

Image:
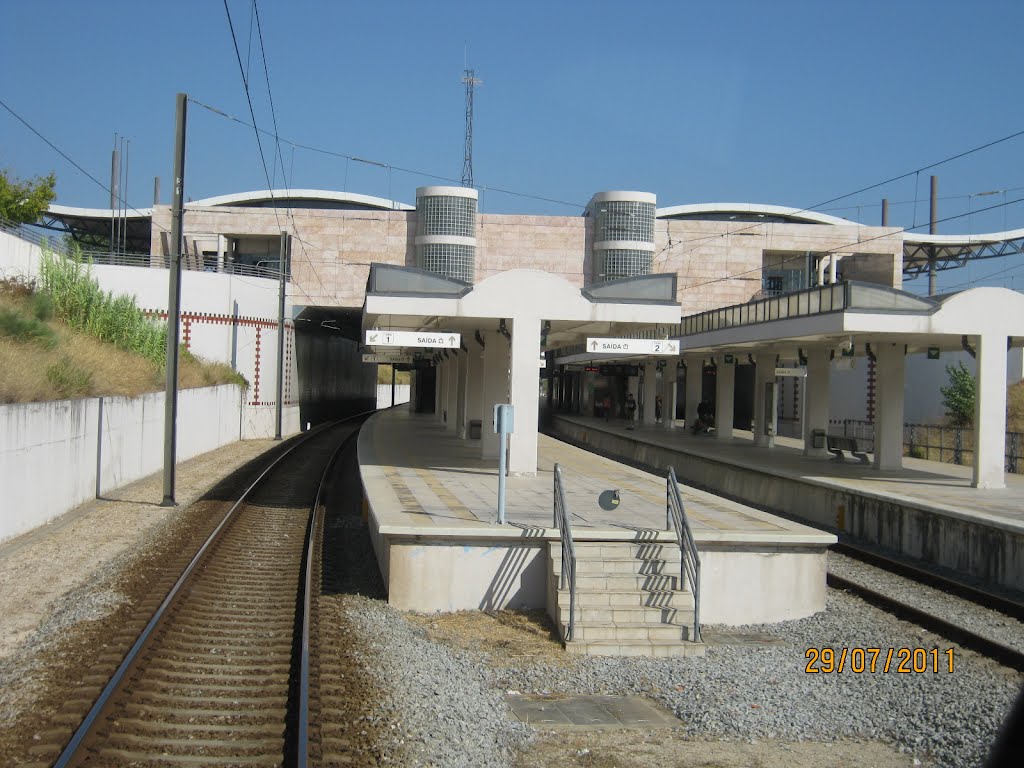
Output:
[
  {"xmin": 415, "ymin": 186, "xmax": 478, "ymax": 282},
  {"xmin": 587, "ymin": 191, "xmax": 657, "ymax": 282}
]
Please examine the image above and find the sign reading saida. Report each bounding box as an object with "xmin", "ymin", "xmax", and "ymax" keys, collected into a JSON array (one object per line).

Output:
[
  {"xmin": 585, "ymin": 338, "xmax": 679, "ymax": 355},
  {"xmin": 365, "ymin": 329, "xmax": 461, "ymax": 349}
]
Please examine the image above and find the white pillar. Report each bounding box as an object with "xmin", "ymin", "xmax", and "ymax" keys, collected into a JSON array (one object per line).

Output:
[
  {"xmin": 444, "ymin": 357, "xmax": 457, "ymax": 431},
  {"xmin": 873, "ymin": 342, "xmax": 905, "ymax": 471},
  {"xmin": 642, "ymin": 360, "xmax": 658, "ymax": 426},
  {"xmin": 753, "ymin": 352, "xmax": 777, "ymax": 448},
  {"xmin": 508, "ymin": 316, "xmax": 541, "ymax": 475},
  {"xmin": 466, "ymin": 347, "xmax": 484, "ymax": 437},
  {"xmin": 684, "ymin": 356, "xmax": 702, "ymax": 429},
  {"xmin": 481, "ymin": 332, "xmax": 509, "ymax": 459},
  {"xmin": 714, "ymin": 355, "xmax": 735, "ymax": 441},
  {"xmin": 217, "ymin": 234, "xmax": 227, "ymax": 273},
  {"xmin": 661, "ymin": 360, "xmax": 678, "ymax": 429},
  {"xmin": 455, "ymin": 351, "xmax": 469, "ymax": 438},
  {"xmin": 804, "ymin": 347, "xmax": 831, "ymax": 458},
  {"xmin": 974, "ymin": 334, "xmax": 1008, "ymax": 489}
]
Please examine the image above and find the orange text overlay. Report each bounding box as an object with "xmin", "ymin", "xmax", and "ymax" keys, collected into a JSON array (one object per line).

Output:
[{"xmin": 805, "ymin": 647, "xmax": 955, "ymax": 674}]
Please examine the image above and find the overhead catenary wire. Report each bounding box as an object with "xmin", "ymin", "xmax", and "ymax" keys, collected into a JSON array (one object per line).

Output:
[{"xmin": 651, "ymin": 125, "xmax": 1024, "ymax": 269}]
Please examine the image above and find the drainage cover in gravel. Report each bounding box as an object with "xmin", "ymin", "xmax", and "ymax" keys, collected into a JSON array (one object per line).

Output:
[{"xmin": 506, "ymin": 694, "xmax": 680, "ymax": 729}]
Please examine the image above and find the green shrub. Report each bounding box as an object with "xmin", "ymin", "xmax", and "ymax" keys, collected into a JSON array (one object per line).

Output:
[
  {"xmin": 0, "ymin": 307, "xmax": 57, "ymax": 348},
  {"xmin": 46, "ymin": 356, "xmax": 93, "ymax": 397},
  {"xmin": 31, "ymin": 291, "xmax": 54, "ymax": 321},
  {"xmin": 39, "ymin": 241, "xmax": 167, "ymax": 366},
  {"xmin": 940, "ymin": 362, "xmax": 976, "ymax": 427}
]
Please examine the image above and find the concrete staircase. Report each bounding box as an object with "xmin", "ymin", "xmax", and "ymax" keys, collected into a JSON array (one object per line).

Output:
[{"xmin": 549, "ymin": 540, "xmax": 705, "ymax": 658}]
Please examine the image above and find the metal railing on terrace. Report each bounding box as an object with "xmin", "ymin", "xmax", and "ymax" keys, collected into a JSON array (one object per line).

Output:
[
  {"xmin": 1, "ymin": 217, "xmax": 285, "ymax": 281},
  {"xmin": 677, "ymin": 281, "xmax": 936, "ymax": 338}
]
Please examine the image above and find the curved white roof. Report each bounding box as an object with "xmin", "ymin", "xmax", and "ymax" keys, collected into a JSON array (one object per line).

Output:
[
  {"xmin": 904, "ymin": 226, "xmax": 1024, "ymax": 246},
  {"xmin": 656, "ymin": 202, "xmax": 860, "ymax": 226},
  {"xmin": 49, "ymin": 203, "xmax": 153, "ymax": 219},
  {"xmin": 186, "ymin": 189, "xmax": 414, "ymax": 211}
]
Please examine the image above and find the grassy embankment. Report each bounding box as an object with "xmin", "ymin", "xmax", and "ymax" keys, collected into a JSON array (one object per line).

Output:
[{"xmin": 0, "ymin": 244, "xmax": 245, "ymax": 404}]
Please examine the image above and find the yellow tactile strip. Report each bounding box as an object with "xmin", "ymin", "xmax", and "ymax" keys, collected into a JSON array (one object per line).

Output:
[
  {"xmin": 381, "ymin": 466, "xmax": 432, "ymax": 521},
  {"xmin": 414, "ymin": 468, "xmax": 478, "ymax": 521}
]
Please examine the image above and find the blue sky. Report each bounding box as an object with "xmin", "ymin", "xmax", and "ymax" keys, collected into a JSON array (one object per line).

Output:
[{"xmin": 2, "ymin": 0, "xmax": 1023, "ymax": 291}]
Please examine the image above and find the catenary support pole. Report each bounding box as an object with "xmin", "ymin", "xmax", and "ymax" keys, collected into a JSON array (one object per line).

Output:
[
  {"xmin": 275, "ymin": 231, "xmax": 288, "ymax": 440},
  {"xmin": 929, "ymin": 175, "xmax": 938, "ymax": 296},
  {"xmin": 161, "ymin": 92, "xmax": 187, "ymax": 507}
]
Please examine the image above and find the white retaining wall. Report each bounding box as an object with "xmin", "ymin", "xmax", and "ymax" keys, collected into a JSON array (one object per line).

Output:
[
  {"xmin": 376, "ymin": 384, "xmax": 411, "ymax": 409},
  {"xmin": 0, "ymin": 384, "xmax": 246, "ymax": 544}
]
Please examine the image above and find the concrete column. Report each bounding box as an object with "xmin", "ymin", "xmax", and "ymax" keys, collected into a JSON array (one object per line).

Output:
[
  {"xmin": 466, "ymin": 347, "xmax": 484, "ymax": 437},
  {"xmin": 642, "ymin": 361, "xmax": 658, "ymax": 426},
  {"xmin": 873, "ymin": 342, "xmax": 905, "ymax": 471},
  {"xmin": 455, "ymin": 351, "xmax": 469, "ymax": 438},
  {"xmin": 508, "ymin": 316, "xmax": 541, "ymax": 475},
  {"xmin": 408, "ymin": 369, "xmax": 417, "ymax": 413},
  {"xmin": 714, "ymin": 356, "xmax": 735, "ymax": 441},
  {"xmin": 481, "ymin": 332, "xmax": 510, "ymax": 459},
  {"xmin": 445, "ymin": 356, "xmax": 458, "ymax": 432},
  {"xmin": 661, "ymin": 360, "xmax": 678, "ymax": 429},
  {"xmin": 973, "ymin": 334, "xmax": 1008, "ymax": 489},
  {"xmin": 753, "ymin": 352, "xmax": 777, "ymax": 448},
  {"xmin": 217, "ymin": 234, "xmax": 226, "ymax": 273},
  {"xmin": 684, "ymin": 356, "xmax": 702, "ymax": 429},
  {"xmin": 804, "ymin": 347, "xmax": 831, "ymax": 458}
]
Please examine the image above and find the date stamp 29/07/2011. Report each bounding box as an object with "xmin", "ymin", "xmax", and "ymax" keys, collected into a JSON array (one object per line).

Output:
[{"xmin": 805, "ymin": 647, "xmax": 956, "ymax": 674}]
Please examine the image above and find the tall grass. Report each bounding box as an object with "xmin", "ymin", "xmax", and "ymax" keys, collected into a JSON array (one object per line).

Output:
[{"xmin": 39, "ymin": 241, "xmax": 167, "ymax": 366}]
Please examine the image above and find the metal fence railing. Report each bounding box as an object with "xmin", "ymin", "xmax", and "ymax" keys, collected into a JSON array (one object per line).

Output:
[
  {"xmin": 666, "ymin": 466, "xmax": 701, "ymax": 643},
  {"xmin": 1, "ymin": 217, "xmax": 285, "ymax": 281},
  {"xmin": 832, "ymin": 418, "xmax": 1023, "ymax": 474},
  {"xmin": 552, "ymin": 463, "xmax": 577, "ymax": 644}
]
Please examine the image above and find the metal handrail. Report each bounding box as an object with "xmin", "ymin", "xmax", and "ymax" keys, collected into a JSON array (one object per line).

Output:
[
  {"xmin": 666, "ymin": 466, "xmax": 701, "ymax": 642},
  {"xmin": 552, "ymin": 463, "xmax": 577, "ymax": 643}
]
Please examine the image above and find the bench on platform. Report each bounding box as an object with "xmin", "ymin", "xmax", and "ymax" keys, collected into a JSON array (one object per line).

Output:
[{"xmin": 827, "ymin": 434, "xmax": 870, "ymax": 464}]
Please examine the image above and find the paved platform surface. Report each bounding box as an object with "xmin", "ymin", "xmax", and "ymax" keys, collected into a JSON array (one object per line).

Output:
[
  {"xmin": 552, "ymin": 414, "xmax": 1024, "ymax": 534},
  {"xmin": 359, "ymin": 409, "xmax": 832, "ymax": 544}
]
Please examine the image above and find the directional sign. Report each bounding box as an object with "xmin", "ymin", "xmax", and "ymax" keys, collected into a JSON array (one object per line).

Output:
[
  {"xmin": 362, "ymin": 353, "xmax": 413, "ymax": 364},
  {"xmin": 586, "ymin": 338, "xmax": 679, "ymax": 356},
  {"xmin": 365, "ymin": 329, "xmax": 460, "ymax": 349},
  {"xmin": 775, "ymin": 367, "xmax": 807, "ymax": 377}
]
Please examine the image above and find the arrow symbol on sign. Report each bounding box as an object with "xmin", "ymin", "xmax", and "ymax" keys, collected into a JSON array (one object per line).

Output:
[
  {"xmin": 369, "ymin": 333, "xmax": 378, "ymax": 343},
  {"xmin": 591, "ymin": 341, "xmax": 598, "ymax": 350},
  {"xmin": 449, "ymin": 335, "xmax": 456, "ymax": 345},
  {"xmin": 668, "ymin": 342, "xmax": 677, "ymax": 352}
]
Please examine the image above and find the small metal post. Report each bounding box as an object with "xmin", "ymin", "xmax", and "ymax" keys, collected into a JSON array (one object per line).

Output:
[
  {"xmin": 161, "ymin": 93, "xmax": 187, "ymax": 507},
  {"xmin": 881, "ymin": 198, "xmax": 889, "ymax": 226}
]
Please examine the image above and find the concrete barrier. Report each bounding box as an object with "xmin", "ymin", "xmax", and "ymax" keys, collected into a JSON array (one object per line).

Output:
[{"xmin": 1, "ymin": 384, "xmax": 244, "ymax": 544}]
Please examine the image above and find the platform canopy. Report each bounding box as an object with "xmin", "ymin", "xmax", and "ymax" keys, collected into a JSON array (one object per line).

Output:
[{"xmin": 361, "ymin": 264, "xmax": 681, "ymax": 475}]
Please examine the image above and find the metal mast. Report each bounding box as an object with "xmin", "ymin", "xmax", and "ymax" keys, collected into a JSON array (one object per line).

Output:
[{"xmin": 461, "ymin": 68, "xmax": 481, "ymax": 189}]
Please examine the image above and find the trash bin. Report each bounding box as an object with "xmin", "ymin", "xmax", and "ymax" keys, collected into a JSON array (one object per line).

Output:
[
  {"xmin": 812, "ymin": 429, "xmax": 826, "ymax": 449},
  {"xmin": 469, "ymin": 420, "xmax": 482, "ymax": 439}
]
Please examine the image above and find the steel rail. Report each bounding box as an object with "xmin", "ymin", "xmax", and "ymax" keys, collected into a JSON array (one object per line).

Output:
[
  {"xmin": 832, "ymin": 542, "xmax": 1024, "ymax": 622},
  {"xmin": 298, "ymin": 421, "xmax": 366, "ymax": 767},
  {"xmin": 53, "ymin": 417, "xmax": 358, "ymax": 767},
  {"xmin": 826, "ymin": 573, "xmax": 1024, "ymax": 673}
]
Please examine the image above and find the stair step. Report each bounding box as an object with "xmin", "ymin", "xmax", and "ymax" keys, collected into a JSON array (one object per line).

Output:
[
  {"xmin": 565, "ymin": 639, "xmax": 706, "ymax": 658},
  {"xmin": 565, "ymin": 542, "xmax": 680, "ymax": 560},
  {"xmin": 556, "ymin": 589, "xmax": 688, "ymax": 609},
  {"xmin": 575, "ymin": 573, "xmax": 681, "ymax": 592},
  {"xmin": 553, "ymin": 557, "xmax": 678, "ymax": 575},
  {"xmin": 565, "ymin": 622, "xmax": 688, "ymax": 642},
  {"xmin": 571, "ymin": 605, "xmax": 694, "ymax": 625}
]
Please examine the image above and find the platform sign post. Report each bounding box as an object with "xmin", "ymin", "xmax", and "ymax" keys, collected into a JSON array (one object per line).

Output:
[{"xmin": 493, "ymin": 404, "xmax": 515, "ymax": 524}]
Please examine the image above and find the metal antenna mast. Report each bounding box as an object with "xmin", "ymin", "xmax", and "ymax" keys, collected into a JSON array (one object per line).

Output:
[{"xmin": 461, "ymin": 68, "xmax": 481, "ymax": 188}]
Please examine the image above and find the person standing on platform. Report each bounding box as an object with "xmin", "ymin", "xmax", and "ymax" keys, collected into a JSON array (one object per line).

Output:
[
  {"xmin": 655, "ymin": 395, "xmax": 663, "ymax": 424},
  {"xmin": 602, "ymin": 395, "xmax": 612, "ymax": 422},
  {"xmin": 625, "ymin": 392, "xmax": 637, "ymax": 430}
]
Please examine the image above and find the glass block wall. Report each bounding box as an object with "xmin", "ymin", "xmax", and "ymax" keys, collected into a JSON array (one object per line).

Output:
[
  {"xmin": 415, "ymin": 186, "xmax": 478, "ymax": 282},
  {"xmin": 587, "ymin": 192, "xmax": 657, "ymax": 283}
]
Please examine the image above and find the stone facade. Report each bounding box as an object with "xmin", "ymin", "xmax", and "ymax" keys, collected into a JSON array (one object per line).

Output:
[{"xmin": 152, "ymin": 202, "xmax": 903, "ymax": 313}]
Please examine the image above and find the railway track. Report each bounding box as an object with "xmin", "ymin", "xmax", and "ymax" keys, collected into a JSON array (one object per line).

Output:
[
  {"xmin": 828, "ymin": 543, "xmax": 1024, "ymax": 673},
  {"xmin": 50, "ymin": 417, "xmax": 366, "ymax": 766}
]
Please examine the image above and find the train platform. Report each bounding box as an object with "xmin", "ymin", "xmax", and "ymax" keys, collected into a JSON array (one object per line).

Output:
[
  {"xmin": 357, "ymin": 408, "xmax": 835, "ymax": 633},
  {"xmin": 550, "ymin": 414, "xmax": 1024, "ymax": 593}
]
